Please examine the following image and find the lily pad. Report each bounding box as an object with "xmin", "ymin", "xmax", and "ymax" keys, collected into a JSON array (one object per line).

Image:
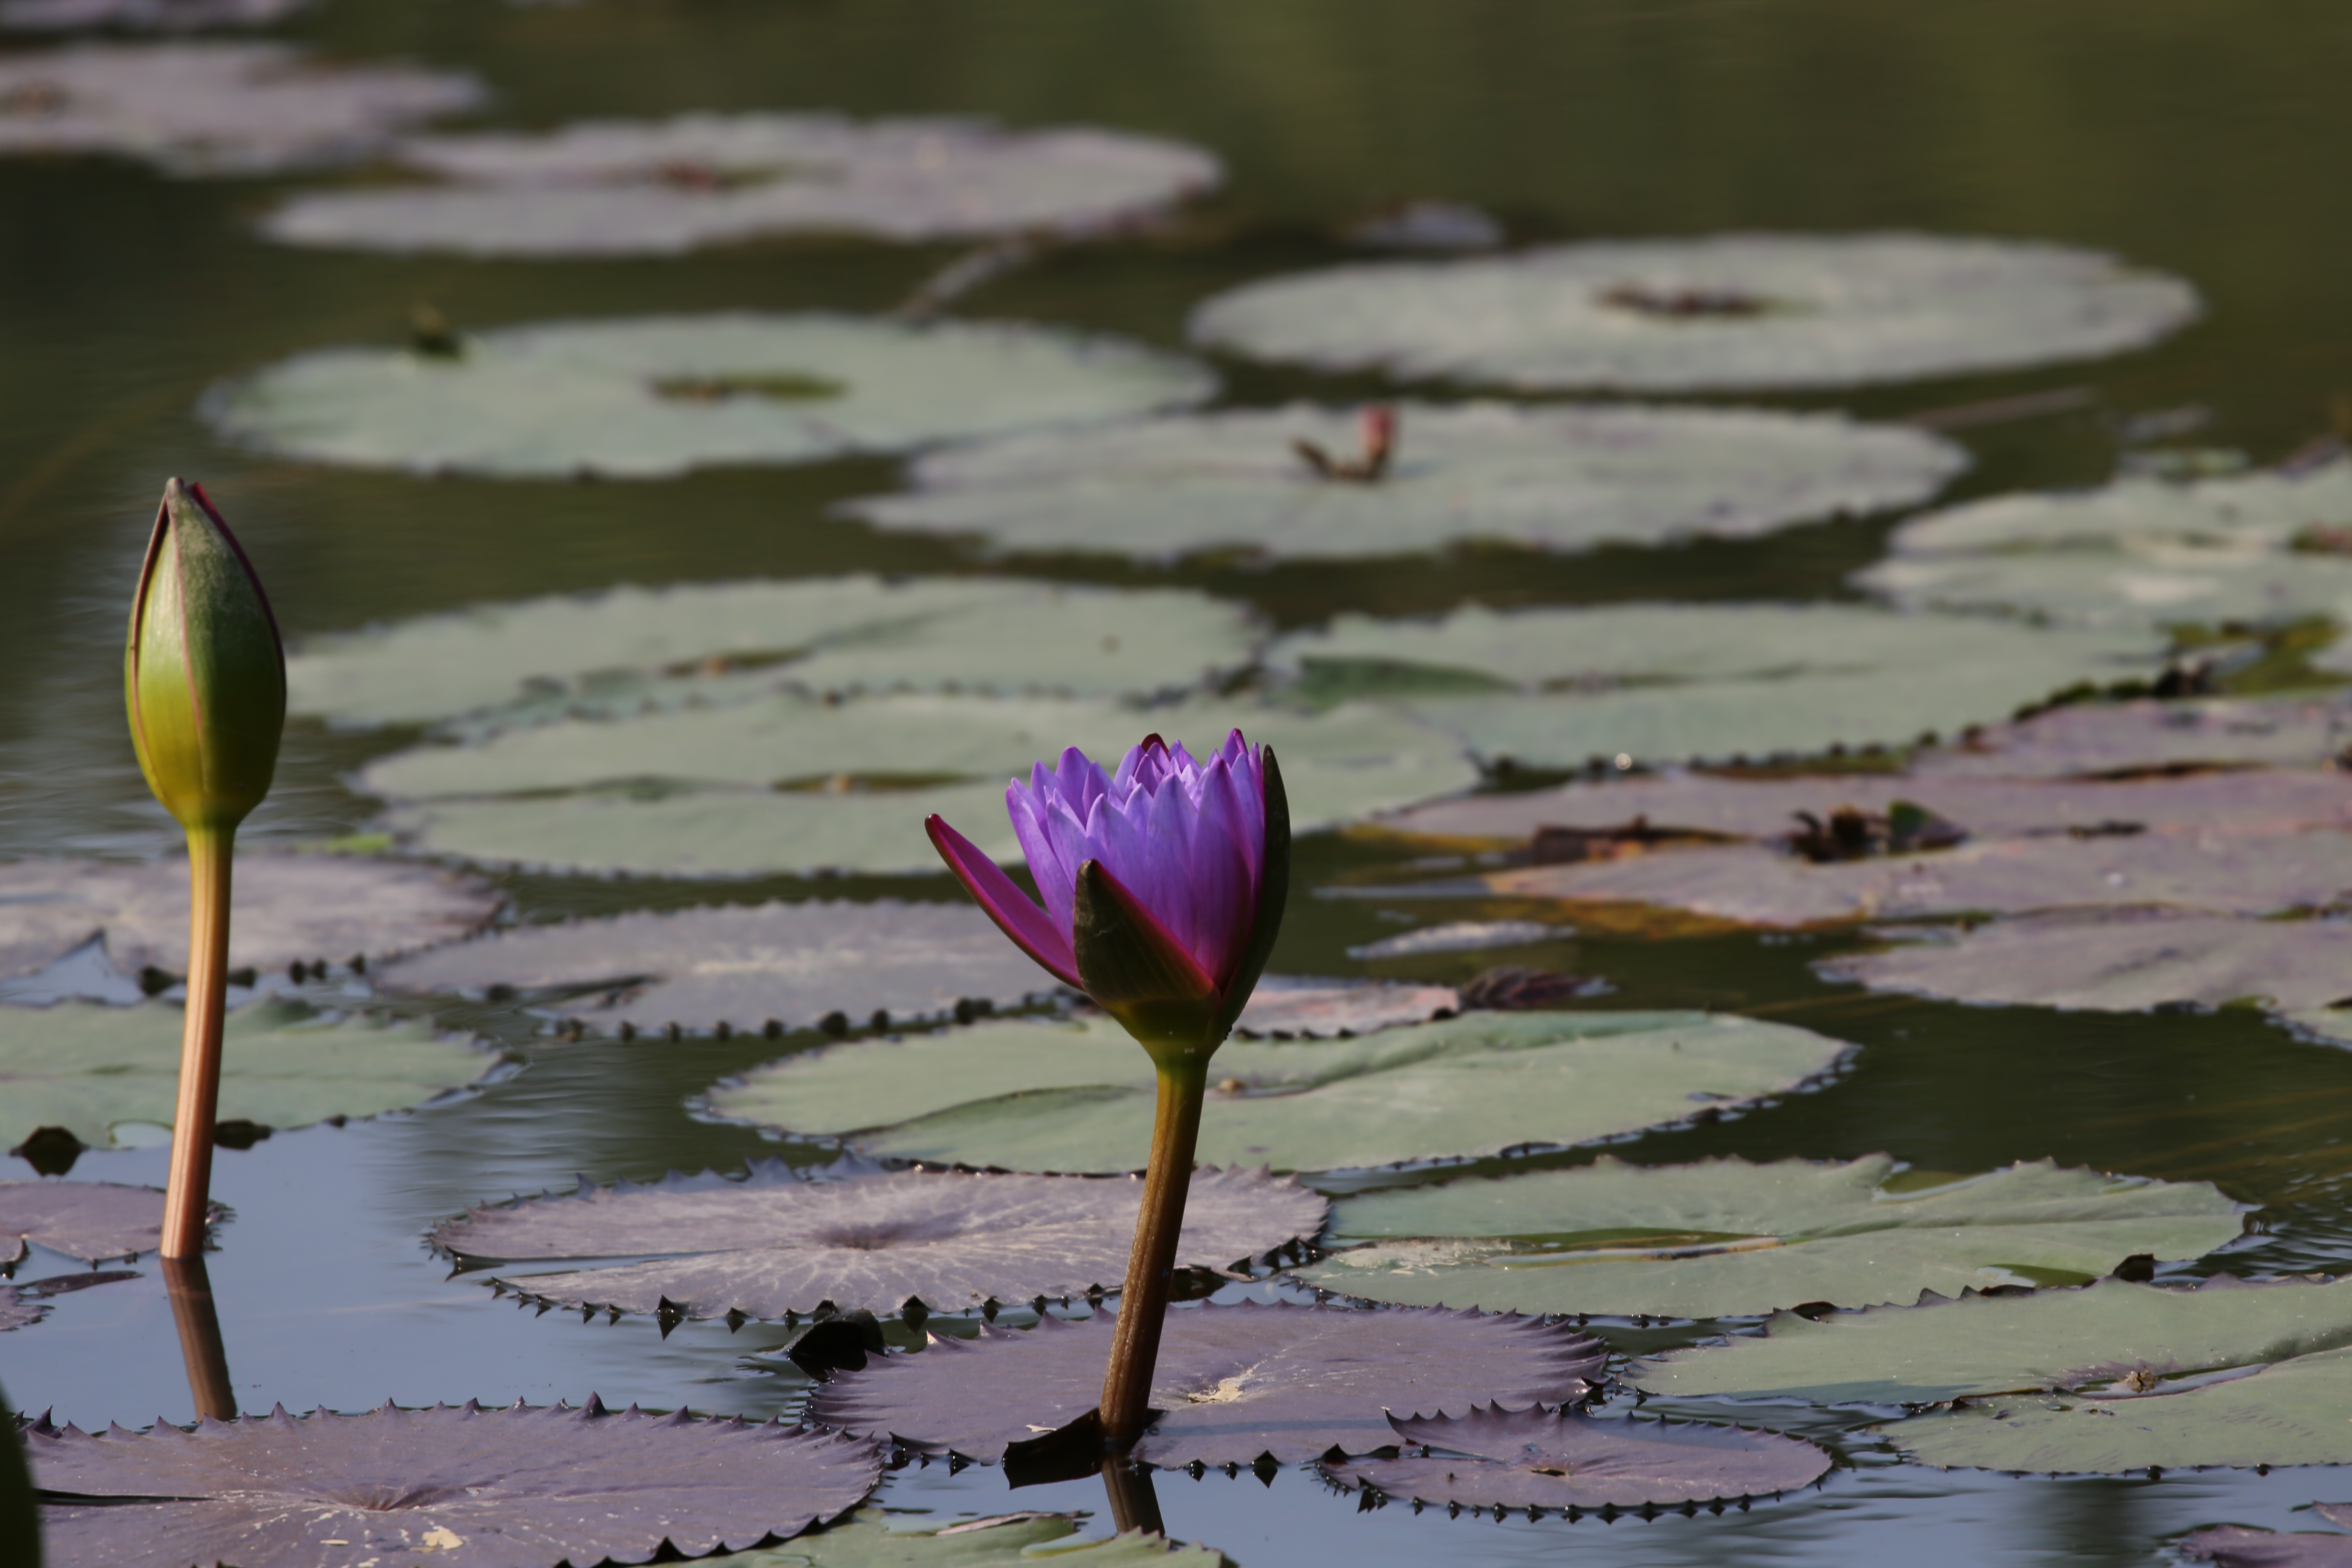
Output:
[
  {"xmin": 704, "ymin": 1009, "xmax": 1848, "ymax": 1174},
  {"xmin": 1293, "ymin": 1155, "xmax": 2244, "ymax": 1319},
  {"xmin": 0, "ymin": 998, "xmax": 499, "ymax": 1149},
  {"xmin": 1909, "ymin": 695, "xmax": 2352, "ymax": 779},
  {"xmin": 202, "ymin": 312, "xmax": 1214, "ymax": 480},
  {"xmin": 29, "ymin": 1399, "xmax": 884, "ymax": 1567},
  {"xmin": 0, "ymin": 854, "xmax": 498, "ymax": 980},
  {"xmin": 0, "ymin": 1288, "xmax": 41, "ymax": 1331},
  {"xmin": 0, "ymin": 42, "xmax": 481, "ymax": 176},
  {"xmin": 1230, "ymin": 976, "xmax": 1459, "ymax": 1038},
  {"xmin": 2181, "ymin": 1517, "xmax": 2352, "ymax": 1566},
  {"xmin": 1, "ymin": 1179, "xmax": 181, "ymax": 1263},
  {"xmin": 1854, "ymin": 545, "xmax": 2352, "ymax": 633},
  {"xmin": 1818, "ymin": 907, "xmax": 2352, "ymax": 1012},
  {"xmin": 263, "ymin": 114, "xmax": 1219, "ymax": 257},
  {"xmin": 1187, "ymin": 234, "xmax": 2198, "ymax": 392},
  {"xmin": 360, "ymin": 695, "xmax": 1479, "ymax": 878},
  {"xmin": 842, "ymin": 401, "xmax": 1965, "ymax": 562},
  {"xmin": 1347, "ymin": 921, "xmax": 1568, "ymax": 960},
  {"xmin": 287, "ymin": 576, "xmax": 1262, "ymax": 731},
  {"xmin": 809, "ymin": 1301, "xmax": 1604, "ymax": 1466},
  {"xmin": 437, "ymin": 1163, "xmax": 1326, "ymax": 1321},
  {"xmin": 0, "ymin": 0, "xmax": 307, "ymax": 29},
  {"xmin": 1320, "ymin": 1404, "xmax": 1831, "ymax": 1509},
  {"xmin": 728, "ymin": 1509, "xmax": 1226, "ymax": 1568},
  {"xmin": 1884, "ymin": 462, "xmax": 2352, "ymax": 560}
]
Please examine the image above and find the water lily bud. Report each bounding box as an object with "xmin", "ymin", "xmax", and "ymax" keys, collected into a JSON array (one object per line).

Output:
[{"xmin": 125, "ymin": 479, "xmax": 286, "ymax": 834}]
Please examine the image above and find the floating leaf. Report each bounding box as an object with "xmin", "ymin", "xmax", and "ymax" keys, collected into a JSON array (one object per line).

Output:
[
  {"xmin": 727, "ymin": 1508, "xmax": 1226, "ymax": 1568},
  {"xmin": 29, "ymin": 1400, "xmax": 883, "ymax": 1567},
  {"xmin": 203, "ymin": 313, "xmax": 1214, "ymax": 480},
  {"xmin": 810, "ymin": 1301, "xmax": 1603, "ymax": 1466},
  {"xmin": 1819, "ymin": 907, "xmax": 2352, "ymax": 1012},
  {"xmin": 287, "ymin": 576, "xmax": 1262, "ymax": 731},
  {"xmin": 0, "ymin": 0, "xmax": 307, "ymax": 29},
  {"xmin": 1910, "ymin": 695, "xmax": 2352, "ymax": 779},
  {"xmin": 0, "ymin": 1288, "xmax": 40, "ymax": 1331},
  {"xmin": 437, "ymin": 1163, "xmax": 1325, "ymax": 1321},
  {"xmin": 843, "ymin": 402, "xmax": 1964, "ymax": 562},
  {"xmin": 360, "ymin": 695, "xmax": 1478, "ymax": 878},
  {"xmin": 1187, "ymin": 234, "xmax": 2198, "ymax": 392},
  {"xmin": 1884, "ymin": 463, "xmax": 2352, "ymax": 560},
  {"xmin": 263, "ymin": 114, "xmax": 1218, "ymax": 257},
  {"xmin": 0, "ymin": 854, "xmax": 498, "ymax": 981},
  {"xmin": 379, "ymin": 900, "xmax": 1062, "ymax": 1036},
  {"xmin": 706, "ymin": 1010, "xmax": 1846, "ymax": 1174},
  {"xmin": 0, "ymin": 1179, "xmax": 180, "ymax": 1263},
  {"xmin": 1320, "ymin": 1404, "xmax": 1831, "ymax": 1509},
  {"xmin": 2180, "ymin": 1519, "xmax": 2352, "ymax": 1566},
  {"xmin": 1293, "ymin": 1155, "xmax": 2244, "ymax": 1319},
  {"xmin": 0, "ymin": 999, "xmax": 499, "ymax": 1149},
  {"xmin": 1855, "ymin": 545, "xmax": 2352, "ymax": 634},
  {"xmin": 0, "ymin": 42, "xmax": 480, "ymax": 175},
  {"xmin": 1229, "ymin": 975, "xmax": 1459, "ymax": 1037},
  {"xmin": 1346, "ymin": 921, "xmax": 1568, "ymax": 960},
  {"xmin": 1634, "ymin": 1275, "xmax": 2352, "ymax": 1409}
]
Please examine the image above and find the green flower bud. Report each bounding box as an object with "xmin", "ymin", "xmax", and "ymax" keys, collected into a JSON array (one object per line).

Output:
[{"xmin": 125, "ymin": 479, "xmax": 285, "ymax": 834}]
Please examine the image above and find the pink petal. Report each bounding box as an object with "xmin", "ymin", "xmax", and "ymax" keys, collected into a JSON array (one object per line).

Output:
[{"xmin": 926, "ymin": 814, "xmax": 1081, "ymax": 991}]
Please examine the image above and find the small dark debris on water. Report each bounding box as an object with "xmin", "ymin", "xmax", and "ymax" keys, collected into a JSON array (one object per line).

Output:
[
  {"xmin": 11, "ymin": 1125, "xmax": 86, "ymax": 1177},
  {"xmin": 137, "ymin": 964, "xmax": 176, "ymax": 996},
  {"xmin": 1597, "ymin": 282, "xmax": 1774, "ymax": 319},
  {"xmin": 1785, "ymin": 800, "xmax": 1966, "ymax": 863},
  {"xmin": 211, "ymin": 1120, "xmax": 271, "ymax": 1150},
  {"xmin": 1295, "ymin": 405, "xmax": 1396, "ymax": 484},
  {"xmin": 1457, "ymin": 967, "xmax": 1610, "ymax": 1010},
  {"xmin": 410, "ymin": 302, "xmax": 463, "ymax": 359},
  {"xmin": 2109, "ymin": 1253, "xmax": 2158, "ymax": 1282},
  {"xmin": 788, "ymin": 1308, "xmax": 889, "ymax": 1379}
]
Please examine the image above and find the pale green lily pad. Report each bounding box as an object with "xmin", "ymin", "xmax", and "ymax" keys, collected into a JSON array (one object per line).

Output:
[
  {"xmin": 1, "ymin": 0, "xmax": 307, "ymax": 31},
  {"xmin": 0, "ymin": 998, "xmax": 499, "ymax": 1149},
  {"xmin": 201, "ymin": 313, "xmax": 1214, "ymax": 480},
  {"xmin": 360, "ymin": 695, "xmax": 1479, "ymax": 878},
  {"xmin": 288, "ymin": 576, "xmax": 1262, "ymax": 732},
  {"xmin": 1187, "ymin": 234, "xmax": 2199, "ymax": 392},
  {"xmin": 264, "ymin": 114, "xmax": 1219, "ymax": 256},
  {"xmin": 728, "ymin": 1509, "xmax": 1225, "ymax": 1568},
  {"xmin": 1884, "ymin": 462, "xmax": 2352, "ymax": 560},
  {"xmin": 843, "ymin": 401, "xmax": 1964, "ymax": 562},
  {"xmin": 703, "ymin": 1009, "xmax": 1848, "ymax": 1174},
  {"xmin": 1854, "ymin": 546, "xmax": 2352, "ymax": 634},
  {"xmin": 1293, "ymin": 1154, "xmax": 2245, "ymax": 1319}
]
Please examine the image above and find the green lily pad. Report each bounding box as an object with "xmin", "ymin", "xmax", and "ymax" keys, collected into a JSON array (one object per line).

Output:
[
  {"xmin": 287, "ymin": 576, "xmax": 1263, "ymax": 731},
  {"xmin": 703, "ymin": 1009, "xmax": 1848, "ymax": 1174},
  {"xmin": 0, "ymin": 998, "xmax": 500, "ymax": 1149},
  {"xmin": 264, "ymin": 114, "xmax": 1219, "ymax": 256},
  {"xmin": 1911, "ymin": 695, "xmax": 2352, "ymax": 780},
  {"xmin": 1855, "ymin": 545, "xmax": 2352, "ymax": 634},
  {"xmin": 1634, "ymin": 1275, "xmax": 2352, "ymax": 1408},
  {"xmin": 843, "ymin": 402, "xmax": 1965, "ymax": 562},
  {"xmin": 1187, "ymin": 234, "xmax": 2198, "ymax": 392},
  {"xmin": 0, "ymin": 42, "xmax": 481, "ymax": 176},
  {"xmin": 201, "ymin": 313, "xmax": 1213, "ymax": 480},
  {"xmin": 1293, "ymin": 1155, "xmax": 2244, "ymax": 1319},
  {"xmin": 1884, "ymin": 463, "xmax": 2352, "ymax": 560},
  {"xmin": 727, "ymin": 1509, "xmax": 1226, "ymax": 1568},
  {"xmin": 359, "ymin": 695, "xmax": 1479, "ymax": 878}
]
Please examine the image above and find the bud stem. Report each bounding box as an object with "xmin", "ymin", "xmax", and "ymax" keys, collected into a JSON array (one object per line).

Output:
[
  {"xmin": 1099, "ymin": 1060, "xmax": 1209, "ymax": 1448},
  {"xmin": 160, "ymin": 828, "xmax": 234, "ymax": 1260}
]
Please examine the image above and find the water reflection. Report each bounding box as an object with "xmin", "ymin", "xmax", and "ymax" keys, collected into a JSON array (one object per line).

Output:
[{"xmin": 160, "ymin": 1256, "xmax": 234, "ymax": 1423}]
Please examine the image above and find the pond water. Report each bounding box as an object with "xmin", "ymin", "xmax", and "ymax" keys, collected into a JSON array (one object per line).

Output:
[{"xmin": 7, "ymin": 1, "xmax": 2352, "ymax": 1564}]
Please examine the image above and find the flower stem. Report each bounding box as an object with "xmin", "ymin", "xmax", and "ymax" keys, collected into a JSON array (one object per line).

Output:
[
  {"xmin": 1099, "ymin": 1061, "xmax": 1207, "ymax": 1448},
  {"xmin": 160, "ymin": 828, "xmax": 233, "ymax": 1260}
]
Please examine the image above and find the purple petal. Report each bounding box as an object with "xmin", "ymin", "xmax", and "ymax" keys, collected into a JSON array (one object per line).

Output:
[{"xmin": 926, "ymin": 815, "xmax": 1081, "ymax": 990}]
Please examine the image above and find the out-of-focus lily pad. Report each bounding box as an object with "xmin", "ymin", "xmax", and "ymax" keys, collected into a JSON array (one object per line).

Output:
[
  {"xmin": 0, "ymin": 0, "xmax": 306, "ymax": 29},
  {"xmin": 704, "ymin": 1010, "xmax": 1847, "ymax": 1174},
  {"xmin": 360, "ymin": 695, "xmax": 1479, "ymax": 878},
  {"xmin": 378, "ymin": 900, "xmax": 1060, "ymax": 1036},
  {"xmin": 1855, "ymin": 545, "xmax": 2352, "ymax": 634},
  {"xmin": 202, "ymin": 313, "xmax": 1214, "ymax": 480},
  {"xmin": 1634, "ymin": 1275, "xmax": 2352, "ymax": 1408},
  {"xmin": 1910, "ymin": 695, "xmax": 2352, "ymax": 779},
  {"xmin": 1187, "ymin": 234, "xmax": 2198, "ymax": 392},
  {"xmin": 437, "ymin": 1163, "xmax": 1326, "ymax": 1321},
  {"xmin": 810, "ymin": 1301, "xmax": 1604, "ymax": 1466},
  {"xmin": 0, "ymin": 999, "xmax": 499, "ymax": 1149},
  {"xmin": 29, "ymin": 1400, "xmax": 884, "ymax": 1566},
  {"xmin": 1347, "ymin": 921, "xmax": 1568, "ymax": 960},
  {"xmin": 1885, "ymin": 462, "xmax": 2352, "ymax": 560},
  {"xmin": 0, "ymin": 1180, "xmax": 187, "ymax": 1263},
  {"xmin": 287, "ymin": 576, "xmax": 1262, "ymax": 732},
  {"xmin": 0, "ymin": 854, "xmax": 498, "ymax": 980},
  {"xmin": 1819, "ymin": 907, "xmax": 2352, "ymax": 1012},
  {"xmin": 263, "ymin": 114, "xmax": 1219, "ymax": 257},
  {"xmin": 0, "ymin": 42, "xmax": 480, "ymax": 175},
  {"xmin": 2180, "ymin": 1517, "xmax": 2352, "ymax": 1566},
  {"xmin": 1230, "ymin": 975, "xmax": 1459, "ymax": 1038},
  {"xmin": 729, "ymin": 1509, "xmax": 1227, "ymax": 1568},
  {"xmin": 1319, "ymin": 1404, "xmax": 1831, "ymax": 1509},
  {"xmin": 1293, "ymin": 1155, "xmax": 2244, "ymax": 1319},
  {"xmin": 842, "ymin": 402, "xmax": 1964, "ymax": 562}
]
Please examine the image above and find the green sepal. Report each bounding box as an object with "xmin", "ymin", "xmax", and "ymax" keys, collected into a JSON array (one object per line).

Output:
[
  {"xmin": 1209, "ymin": 745, "xmax": 1290, "ymax": 1042},
  {"xmin": 1072, "ymin": 860, "xmax": 1223, "ymax": 1069},
  {"xmin": 0, "ymin": 1380, "xmax": 39, "ymax": 1568}
]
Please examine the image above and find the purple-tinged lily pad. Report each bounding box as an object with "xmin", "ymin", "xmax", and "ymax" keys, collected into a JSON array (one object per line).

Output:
[
  {"xmin": 0, "ymin": 854, "xmax": 499, "ymax": 982},
  {"xmin": 376, "ymin": 900, "xmax": 1060, "ymax": 1036},
  {"xmin": 1319, "ymin": 1404, "xmax": 1831, "ymax": 1509},
  {"xmin": 436, "ymin": 1163, "xmax": 1325, "ymax": 1321},
  {"xmin": 1347, "ymin": 921, "xmax": 1569, "ymax": 961},
  {"xmin": 0, "ymin": 1179, "xmax": 185, "ymax": 1263},
  {"xmin": 0, "ymin": 1285, "xmax": 40, "ymax": 1331},
  {"xmin": 0, "ymin": 42, "xmax": 481, "ymax": 176},
  {"xmin": 1911, "ymin": 695, "xmax": 2352, "ymax": 780},
  {"xmin": 2183, "ymin": 1522, "xmax": 2352, "ymax": 1567},
  {"xmin": 812, "ymin": 1301, "xmax": 1603, "ymax": 1468},
  {"xmin": 1232, "ymin": 976, "xmax": 1459, "ymax": 1038},
  {"xmin": 29, "ymin": 1399, "xmax": 883, "ymax": 1568},
  {"xmin": 0, "ymin": 0, "xmax": 307, "ymax": 30}
]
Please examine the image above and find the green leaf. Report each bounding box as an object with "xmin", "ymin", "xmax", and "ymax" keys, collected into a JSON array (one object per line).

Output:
[
  {"xmin": 729, "ymin": 1509, "xmax": 1225, "ymax": 1568},
  {"xmin": 0, "ymin": 999, "xmax": 499, "ymax": 1149},
  {"xmin": 703, "ymin": 1009, "xmax": 1848, "ymax": 1174},
  {"xmin": 1294, "ymin": 1154, "xmax": 2245, "ymax": 1319},
  {"xmin": 202, "ymin": 313, "xmax": 1213, "ymax": 479}
]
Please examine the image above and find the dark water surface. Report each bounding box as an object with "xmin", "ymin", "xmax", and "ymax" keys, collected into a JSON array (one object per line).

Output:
[{"xmin": 7, "ymin": 2, "xmax": 2352, "ymax": 1562}]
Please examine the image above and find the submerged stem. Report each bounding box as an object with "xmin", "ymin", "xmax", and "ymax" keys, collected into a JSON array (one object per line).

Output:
[
  {"xmin": 160, "ymin": 829, "xmax": 233, "ymax": 1260},
  {"xmin": 163, "ymin": 1255, "xmax": 235, "ymax": 1421},
  {"xmin": 1099, "ymin": 1061, "xmax": 1208, "ymax": 1448}
]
